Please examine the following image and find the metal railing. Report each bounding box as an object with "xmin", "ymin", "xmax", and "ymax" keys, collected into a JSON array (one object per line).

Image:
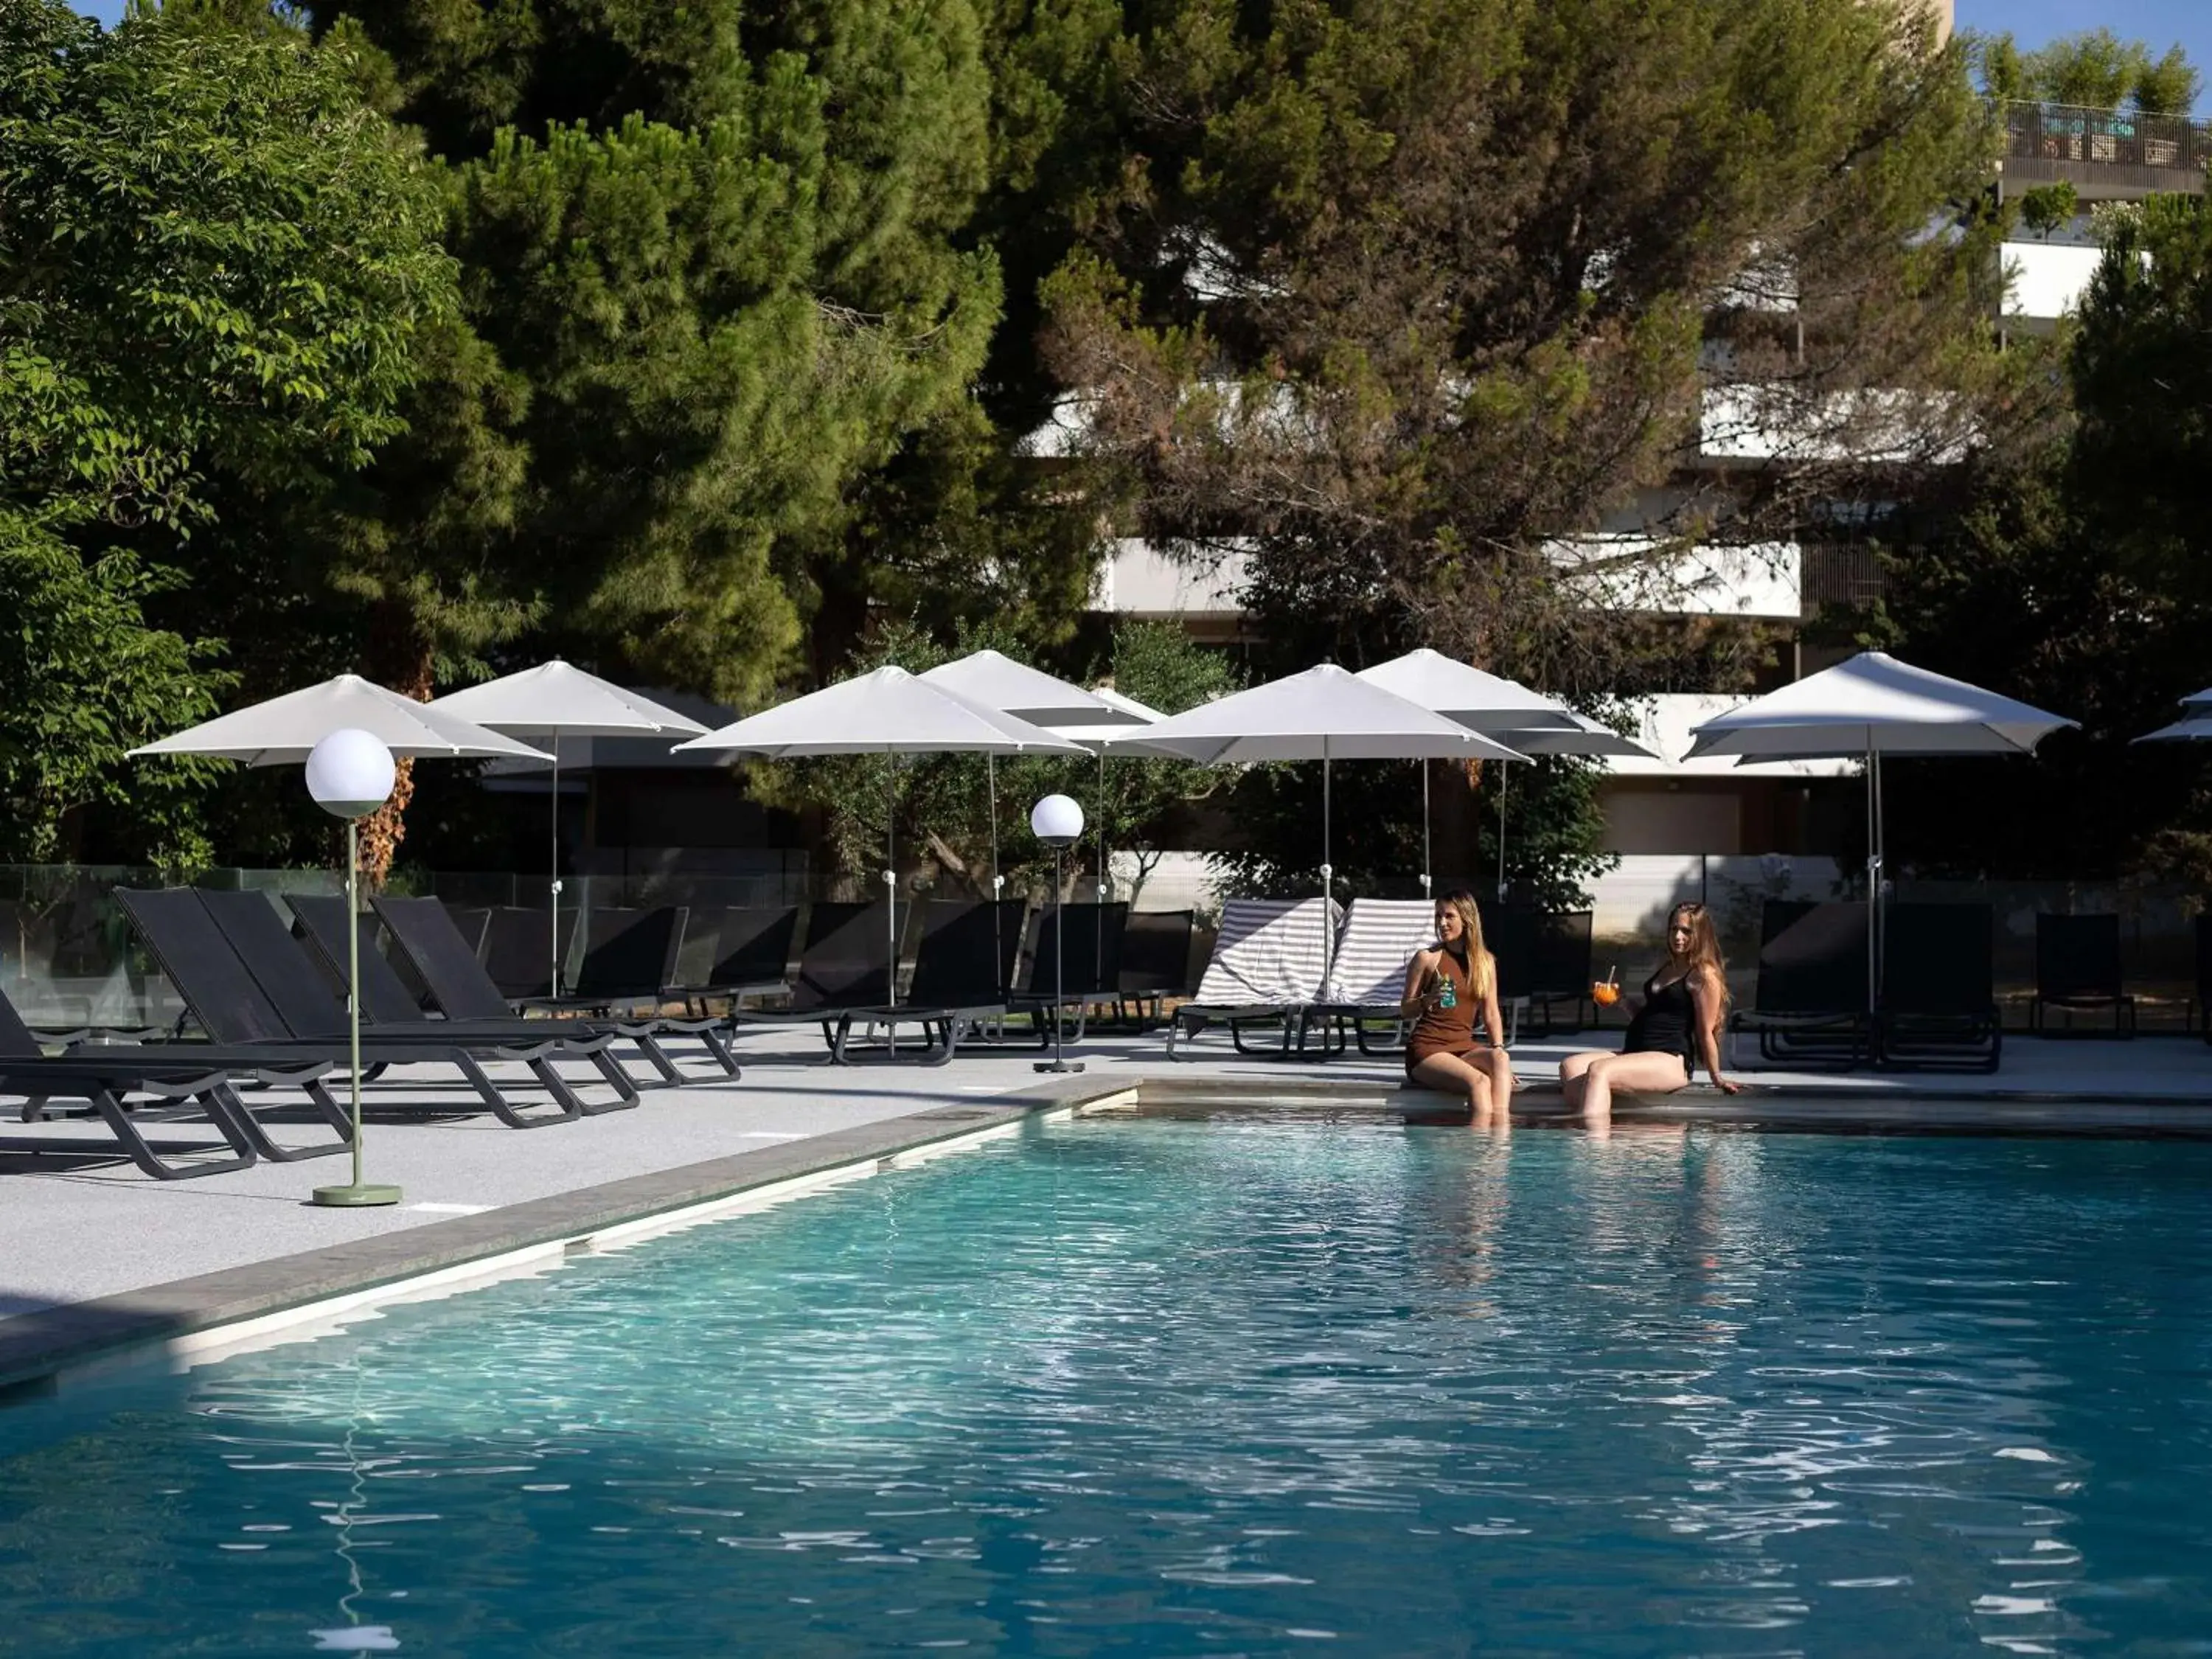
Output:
[{"xmin": 2001, "ymin": 100, "xmax": 2212, "ymax": 176}]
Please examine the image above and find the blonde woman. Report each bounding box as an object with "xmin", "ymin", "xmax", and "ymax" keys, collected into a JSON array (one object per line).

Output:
[
  {"xmin": 1402, "ymin": 889, "xmax": 1514, "ymax": 1122},
  {"xmin": 1559, "ymin": 902, "xmax": 1738, "ymax": 1118}
]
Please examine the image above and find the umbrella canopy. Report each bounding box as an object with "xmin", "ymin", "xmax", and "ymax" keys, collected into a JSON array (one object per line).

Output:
[
  {"xmin": 1135, "ymin": 664, "xmax": 1528, "ymax": 765},
  {"xmin": 1492, "ymin": 712, "xmax": 1660, "ymax": 759},
  {"xmin": 1355, "ymin": 652, "xmax": 1652, "ymax": 891},
  {"xmin": 426, "ymin": 661, "xmax": 707, "ymax": 995},
  {"xmin": 1685, "ymin": 651, "xmax": 2073, "ymax": 1020},
  {"xmin": 918, "ymin": 650, "xmax": 1129, "ymax": 726},
  {"xmin": 673, "ymin": 667, "xmax": 1084, "ymax": 759},
  {"xmin": 425, "ymin": 659, "xmax": 709, "ymax": 740},
  {"xmin": 675, "ymin": 667, "xmax": 1083, "ymax": 1001},
  {"xmin": 1682, "ymin": 652, "xmax": 2073, "ymax": 762},
  {"xmin": 1138, "ymin": 664, "xmax": 1526, "ymax": 993},
  {"xmin": 918, "ymin": 653, "xmax": 1146, "ymax": 915},
  {"xmin": 2135, "ymin": 713, "xmax": 2212, "ymax": 745},
  {"xmin": 1355, "ymin": 649, "xmax": 1582, "ymax": 732},
  {"xmin": 2134, "ymin": 688, "xmax": 2212, "ymax": 743},
  {"xmin": 131, "ymin": 674, "xmax": 552, "ymax": 765}
]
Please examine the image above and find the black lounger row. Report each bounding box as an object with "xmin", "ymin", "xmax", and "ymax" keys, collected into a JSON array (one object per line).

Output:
[{"xmin": 1730, "ymin": 900, "xmax": 2003, "ymax": 1073}]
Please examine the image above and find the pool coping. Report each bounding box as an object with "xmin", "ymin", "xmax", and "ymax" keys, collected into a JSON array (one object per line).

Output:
[
  {"xmin": 0, "ymin": 1074, "xmax": 1136, "ymax": 1399},
  {"xmin": 11, "ymin": 1068, "xmax": 2212, "ymax": 1397}
]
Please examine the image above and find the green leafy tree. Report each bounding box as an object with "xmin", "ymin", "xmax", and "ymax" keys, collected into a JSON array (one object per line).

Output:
[
  {"xmin": 0, "ymin": 0, "xmax": 459, "ymax": 866},
  {"xmin": 0, "ymin": 540, "xmax": 223, "ymax": 866},
  {"xmin": 1978, "ymin": 28, "xmax": 2200, "ymax": 115},
  {"xmin": 1040, "ymin": 0, "xmax": 2009, "ymax": 701}
]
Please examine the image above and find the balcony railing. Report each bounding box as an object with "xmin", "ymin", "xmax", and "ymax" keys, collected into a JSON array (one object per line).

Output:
[{"xmin": 2002, "ymin": 100, "xmax": 2212, "ymax": 177}]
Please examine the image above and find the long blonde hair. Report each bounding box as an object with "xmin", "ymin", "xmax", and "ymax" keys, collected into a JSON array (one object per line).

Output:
[
  {"xmin": 1667, "ymin": 902, "xmax": 1728, "ymax": 1034},
  {"xmin": 1437, "ymin": 888, "xmax": 1496, "ymax": 1001}
]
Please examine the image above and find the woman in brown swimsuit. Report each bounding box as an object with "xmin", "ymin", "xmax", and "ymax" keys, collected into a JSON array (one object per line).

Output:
[{"xmin": 1402, "ymin": 889, "xmax": 1513, "ymax": 1124}]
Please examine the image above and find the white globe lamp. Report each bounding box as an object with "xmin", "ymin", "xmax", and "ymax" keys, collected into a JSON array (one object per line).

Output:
[
  {"xmin": 1031, "ymin": 793, "xmax": 1085, "ymax": 849},
  {"xmin": 304, "ymin": 728, "xmax": 402, "ymax": 1208},
  {"xmin": 305, "ymin": 728, "xmax": 397, "ymax": 820},
  {"xmin": 1030, "ymin": 794, "xmax": 1088, "ymax": 1074}
]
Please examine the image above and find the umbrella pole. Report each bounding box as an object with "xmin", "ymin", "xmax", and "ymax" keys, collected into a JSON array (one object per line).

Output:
[
  {"xmin": 1873, "ymin": 746, "xmax": 1887, "ymax": 1009},
  {"xmin": 1865, "ymin": 745, "xmax": 1877, "ymax": 1015},
  {"xmin": 987, "ymin": 751, "xmax": 1001, "ymax": 987},
  {"xmin": 549, "ymin": 735, "xmax": 562, "ymax": 997},
  {"xmin": 1321, "ymin": 742, "xmax": 1334, "ymax": 998},
  {"xmin": 1421, "ymin": 763, "xmax": 1431, "ymax": 900},
  {"xmin": 886, "ymin": 749, "xmax": 898, "ymax": 1009},
  {"xmin": 1097, "ymin": 748, "xmax": 1108, "ymax": 987},
  {"xmin": 1496, "ymin": 765, "xmax": 1509, "ymax": 903}
]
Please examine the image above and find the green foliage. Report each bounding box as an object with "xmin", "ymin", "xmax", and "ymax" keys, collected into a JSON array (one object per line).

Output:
[
  {"xmin": 309, "ymin": 0, "xmax": 1021, "ymax": 707},
  {"xmin": 0, "ymin": 0, "xmax": 460, "ymax": 865},
  {"xmin": 1040, "ymin": 0, "xmax": 2009, "ymax": 698},
  {"xmin": 1812, "ymin": 189, "xmax": 2212, "ymax": 883},
  {"xmin": 0, "ymin": 535, "xmax": 225, "ymax": 866},
  {"xmin": 1975, "ymin": 28, "xmax": 2200, "ymax": 114},
  {"xmin": 2018, "ymin": 182, "xmax": 2079, "ymax": 240},
  {"xmin": 0, "ymin": 0, "xmax": 458, "ymax": 537}
]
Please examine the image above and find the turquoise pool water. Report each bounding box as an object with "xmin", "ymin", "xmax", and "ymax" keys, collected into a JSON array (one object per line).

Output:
[{"xmin": 2, "ymin": 1113, "xmax": 2209, "ymax": 1655}]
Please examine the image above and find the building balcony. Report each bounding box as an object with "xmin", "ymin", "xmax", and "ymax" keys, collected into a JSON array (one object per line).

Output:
[{"xmin": 1999, "ymin": 100, "xmax": 2211, "ymax": 199}]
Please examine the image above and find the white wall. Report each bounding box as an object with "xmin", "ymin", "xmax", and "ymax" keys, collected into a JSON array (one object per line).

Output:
[{"xmin": 2001, "ymin": 240, "xmax": 2102, "ymax": 322}]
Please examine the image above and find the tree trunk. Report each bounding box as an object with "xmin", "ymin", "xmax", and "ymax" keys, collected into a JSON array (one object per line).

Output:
[{"xmin": 358, "ymin": 606, "xmax": 434, "ymax": 889}]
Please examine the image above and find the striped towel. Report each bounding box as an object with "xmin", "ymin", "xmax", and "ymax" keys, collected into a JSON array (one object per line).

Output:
[
  {"xmin": 1192, "ymin": 897, "xmax": 1343, "ymax": 1006},
  {"xmin": 1322, "ymin": 899, "xmax": 1438, "ymax": 1006}
]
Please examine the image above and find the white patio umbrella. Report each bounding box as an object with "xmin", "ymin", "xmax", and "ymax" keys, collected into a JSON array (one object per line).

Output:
[
  {"xmin": 1685, "ymin": 651, "xmax": 2075, "ymax": 1006},
  {"xmin": 131, "ymin": 673, "xmax": 552, "ymax": 765},
  {"xmin": 672, "ymin": 667, "xmax": 1085, "ymax": 997},
  {"xmin": 1135, "ymin": 664, "xmax": 1528, "ymax": 993},
  {"xmin": 1357, "ymin": 650, "xmax": 1657, "ymax": 895},
  {"xmin": 428, "ymin": 661, "xmax": 708, "ymax": 994},
  {"xmin": 2134, "ymin": 687, "xmax": 2212, "ymax": 744},
  {"xmin": 919, "ymin": 650, "xmax": 1133, "ymax": 904}
]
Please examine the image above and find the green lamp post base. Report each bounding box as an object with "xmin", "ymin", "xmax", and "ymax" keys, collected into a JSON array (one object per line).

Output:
[{"xmin": 311, "ymin": 1182, "xmax": 404, "ymax": 1208}]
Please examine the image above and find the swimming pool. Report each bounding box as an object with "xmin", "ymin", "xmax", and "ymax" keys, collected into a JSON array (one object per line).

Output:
[{"xmin": 1, "ymin": 1110, "xmax": 2208, "ymax": 1655}]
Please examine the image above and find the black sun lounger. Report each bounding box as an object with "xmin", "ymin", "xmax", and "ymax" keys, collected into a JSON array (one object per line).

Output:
[
  {"xmin": 479, "ymin": 904, "xmax": 577, "ymax": 1001},
  {"xmin": 116, "ymin": 888, "xmax": 612, "ymax": 1129},
  {"xmin": 1012, "ymin": 902, "xmax": 1124, "ymax": 1043},
  {"xmin": 668, "ymin": 905, "xmax": 799, "ymax": 1015},
  {"xmin": 285, "ymin": 893, "xmax": 675, "ymax": 1099},
  {"xmin": 0, "ymin": 987, "xmax": 341, "ymax": 1180},
  {"xmin": 748, "ymin": 900, "xmax": 1018, "ymax": 1066},
  {"xmin": 362, "ymin": 896, "xmax": 737, "ymax": 1084},
  {"xmin": 1725, "ymin": 900, "xmax": 1873, "ymax": 1071},
  {"xmin": 728, "ymin": 900, "xmax": 992, "ymax": 1065},
  {"xmin": 1877, "ymin": 902, "xmax": 2000, "ymax": 1073},
  {"xmin": 2030, "ymin": 912, "xmax": 2136, "ymax": 1037},
  {"xmin": 1116, "ymin": 909, "xmax": 1196, "ymax": 1029}
]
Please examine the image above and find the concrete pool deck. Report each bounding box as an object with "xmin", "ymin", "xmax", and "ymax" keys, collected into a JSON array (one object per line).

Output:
[{"xmin": 1, "ymin": 1022, "xmax": 2209, "ymax": 1391}]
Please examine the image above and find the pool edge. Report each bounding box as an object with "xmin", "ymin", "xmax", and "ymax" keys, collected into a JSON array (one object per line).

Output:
[{"xmin": 0, "ymin": 1075, "xmax": 1137, "ymax": 1399}]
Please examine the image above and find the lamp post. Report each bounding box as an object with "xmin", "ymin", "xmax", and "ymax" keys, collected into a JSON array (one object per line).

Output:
[
  {"xmin": 306, "ymin": 728, "xmax": 403, "ymax": 1208},
  {"xmin": 1031, "ymin": 793, "xmax": 1085, "ymax": 1075}
]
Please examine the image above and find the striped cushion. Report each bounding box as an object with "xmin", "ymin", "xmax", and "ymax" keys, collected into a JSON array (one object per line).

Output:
[
  {"xmin": 1323, "ymin": 899, "xmax": 1439, "ymax": 1006},
  {"xmin": 1192, "ymin": 897, "xmax": 1343, "ymax": 1006}
]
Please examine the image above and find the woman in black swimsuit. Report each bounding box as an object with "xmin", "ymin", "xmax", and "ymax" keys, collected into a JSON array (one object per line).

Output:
[{"xmin": 1558, "ymin": 902, "xmax": 1738, "ymax": 1122}]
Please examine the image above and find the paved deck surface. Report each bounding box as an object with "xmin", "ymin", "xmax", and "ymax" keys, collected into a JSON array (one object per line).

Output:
[{"xmin": 3, "ymin": 1021, "xmax": 2209, "ymax": 1347}]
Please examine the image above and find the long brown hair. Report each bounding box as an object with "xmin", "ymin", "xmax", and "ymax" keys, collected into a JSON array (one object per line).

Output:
[
  {"xmin": 1437, "ymin": 888, "xmax": 1496, "ymax": 1001},
  {"xmin": 1666, "ymin": 902, "xmax": 1728, "ymax": 1033}
]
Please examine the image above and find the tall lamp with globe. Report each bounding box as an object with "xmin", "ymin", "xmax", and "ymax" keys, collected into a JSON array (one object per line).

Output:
[
  {"xmin": 1031, "ymin": 793, "xmax": 1087, "ymax": 1076},
  {"xmin": 306, "ymin": 728, "xmax": 404, "ymax": 1209}
]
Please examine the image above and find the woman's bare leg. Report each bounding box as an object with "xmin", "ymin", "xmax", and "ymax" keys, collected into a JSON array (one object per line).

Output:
[
  {"xmin": 1408, "ymin": 1051, "xmax": 1495, "ymax": 1122},
  {"xmin": 1481, "ymin": 1046, "xmax": 1515, "ymax": 1115},
  {"xmin": 1578, "ymin": 1052, "xmax": 1690, "ymax": 1122},
  {"xmin": 1558, "ymin": 1050, "xmax": 1607, "ymax": 1113}
]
